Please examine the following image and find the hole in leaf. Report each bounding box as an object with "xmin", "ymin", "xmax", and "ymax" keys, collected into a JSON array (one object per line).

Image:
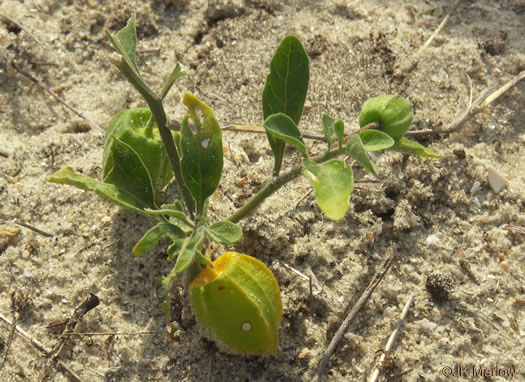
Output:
[{"xmin": 195, "ymin": 108, "xmax": 204, "ymax": 125}]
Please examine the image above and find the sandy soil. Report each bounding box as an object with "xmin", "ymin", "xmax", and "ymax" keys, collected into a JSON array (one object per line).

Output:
[{"xmin": 1, "ymin": 0, "xmax": 524, "ymax": 381}]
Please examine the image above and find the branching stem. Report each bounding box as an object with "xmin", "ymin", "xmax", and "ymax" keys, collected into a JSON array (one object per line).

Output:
[{"xmin": 225, "ymin": 122, "xmax": 379, "ymax": 223}]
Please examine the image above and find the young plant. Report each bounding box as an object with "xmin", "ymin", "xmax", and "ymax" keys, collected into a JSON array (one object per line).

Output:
[{"xmin": 48, "ymin": 15, "xmax": 438, "ymax": 355}]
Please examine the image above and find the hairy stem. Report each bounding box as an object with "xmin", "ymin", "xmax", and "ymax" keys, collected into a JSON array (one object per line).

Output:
[{"xmin": 117, "ymin": 59, "xmax": 196, "ymax": 217}]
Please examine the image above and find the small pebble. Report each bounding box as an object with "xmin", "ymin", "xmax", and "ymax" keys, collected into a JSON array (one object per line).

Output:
[
  {"xmin": 416, "ymin": 318, "xmax": 437, "ymax": 331},
  {"xmin": 470, "ymin": 181, "xmax": 482, "ymax": 195},
  {"xmin": 452, "ymin": 148, "xmax": 466, "ymax": 159},
  {"xmin": 297, "ymin": 347, "xmax": 310, "ymax": 359},
  {"xmin": 425, "ymin": 234, "xmax": 440, "ymax": 245},
  {"xmin": 487, "ymin": 167, "xmax": 507, "ymax": 193}
]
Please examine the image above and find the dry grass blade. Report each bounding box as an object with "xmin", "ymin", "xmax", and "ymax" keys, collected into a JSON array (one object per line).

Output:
[
  {"xmin": 419, "ymin": 0, "xmax": 463, "ymax": 52},
  {"xmin": 479, "ymin": 70, "xmax": 525, "ymax": 108},
  {"xmin": 222, "ymin": 123, "xmax": 326, "ymax": 141},
  {"xmin": 368, "ymin": 293, "xmax": 415, "ymax": 382},
  {"xmin": 277, "ymin": 260, "xmax": 322, "ymax": 296},
  {"xmin": 406, "ymin": 70, "xmax": 525, "ymax": 138},
  {"xmin": 295, "ymin": 188, "xmax": 314, "ymax": 208},
  {"xmin": 402, "ymin": 0, "xmax": 464, "ymax": 73}
]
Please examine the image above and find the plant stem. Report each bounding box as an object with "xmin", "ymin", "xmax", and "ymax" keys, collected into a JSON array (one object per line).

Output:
[
  {"xmin": 117, "ymin": 58, "xmax": 196, "ymax": 218},
  {"xmin": 226, "ymin": 146, "xmax": 346, "ymax": 223}
]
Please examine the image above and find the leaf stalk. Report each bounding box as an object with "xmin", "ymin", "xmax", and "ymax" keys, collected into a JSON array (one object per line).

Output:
[{"xmin": 226, "ymin": 146, "xmax": 346, "ymax": 223}]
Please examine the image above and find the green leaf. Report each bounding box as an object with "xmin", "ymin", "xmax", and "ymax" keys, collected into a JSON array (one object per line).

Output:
[
  {"xmin": 105, "ymin": 14, "xmax": 141, "ymax": 78},
  {"xmin": 48, "ymin": 167, "xmax": 152, "ymax": 215},
  {"xmin": 103, "ymin": 109, "xmax": 175, "ymax": 204},
  {"xmin": 359, "ymin": 130, "xmax": 395, "ymax": 151},
  {"xmin": 321, "ymin": 114, "xmax": 337, "ymax": 148},
  {"xmin": 160, "ymin": 201, "xmax": 184, "ymax": 212},
  {"xmin": 263, "ymin": 113, "xmax": 307, "ymax": 157},
  {"xmin": 345, "ymin": 135, "xmax": 379, "ymax": 176},
  {"xmin": 390, "ymin": 137, "xmax": 441, "ymax": 158},
  {"xmin": 160, "ymin": 63, "xmax": 186, "ymax": 100},
  {"xmin": 206, "ymin": 221, "xmax": 243, "ymax": 245},
  {"xmin": 132, "ymin": 223, "xmax": 185, "ymax": 256},
  {"xmin": 143, "ymin": 206, "xmax": 194, "ymax": 234},
  {"xmin": 180, "ymin": 93, "xmax": 223, "ymax": 211},
  {"xmin": 321, "ymin": 115, "xmax": 345, "ymax": 149},
  {"xmin": 262, "ymin": 35, "xmax": 310, "ymax": 176},
  {"xmin": 174, "ymin": 228, "xmax": 211, "ymax": 273},
  {"xmin": 167, "ymin": 240, "xmax": 184, "ymax": 261},
  {"xmin": 334, "ymin": 120, "xmax": 345, "ymax": 147},
  {"xmin": 103, "ymin": 135, "xmax": 157, "ymax": 208},
  {"xmin": 262, "ymin": 35, "xmax": 310, "ymax": 124},
  {"xmin": 302, "ymin": 159, "xmax": 354, "ymax": 221}
]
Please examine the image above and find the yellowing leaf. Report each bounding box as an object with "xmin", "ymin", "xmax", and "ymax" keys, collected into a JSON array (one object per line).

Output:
[
  {"xmin": 190, "ymin": 252, "xmax": 282, "ymax": 355},
  {"xmin": 302, "ymin": 159, "xmax": 353, "ymax": 221}
]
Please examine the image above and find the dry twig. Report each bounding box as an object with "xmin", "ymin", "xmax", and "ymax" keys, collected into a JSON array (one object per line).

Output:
[
  {"xmin": 0, "ymin": 312, "xmax": 85, "ymax": 381},
  {"xmin": 0, "ymin": 11, "xmax": 44, "ymax": 46},
  {"xmin": 314, "ymin": 247, "xmax": 396, "ymax": 380},
  {"xmin": 295, "ymin": 188, "xmax": 314, "ymax": 208},
  {"xmin": 15, "ymin": 220, "xmax": 54, "ymax": 238},
  {"xmin": 10, "ymin": 61, "xmax": 105, "ymax": 134},
  {"xmin": 277, "ymin": 260, "xmax": 322, "ymax": 296},
  {"xmin": 52, "ymin": 331, "xmax": 160, "ymax": 337},
  {"xmin": 49, "ymin": 293, "xmax": 100, "ymax": 360},
  {"xmin": 0, "ymin": 294, "xmax": 20, "ymax": 372},
  {"xmin": 368, "ymin": 293, "xmax": 415, "ymax": 382}
]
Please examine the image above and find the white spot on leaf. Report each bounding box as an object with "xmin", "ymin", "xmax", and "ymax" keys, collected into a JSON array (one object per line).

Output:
[
  {"xmin": 241, "ymin": 321, "xmax": 252, "ymax": 331},
  {"xmin": 201, "ymin": 138, "xmax": 210, "ymax": 148},
  {"xmin": 306, "ymin": 171, "xmax": 318, "ymax": 182}
]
